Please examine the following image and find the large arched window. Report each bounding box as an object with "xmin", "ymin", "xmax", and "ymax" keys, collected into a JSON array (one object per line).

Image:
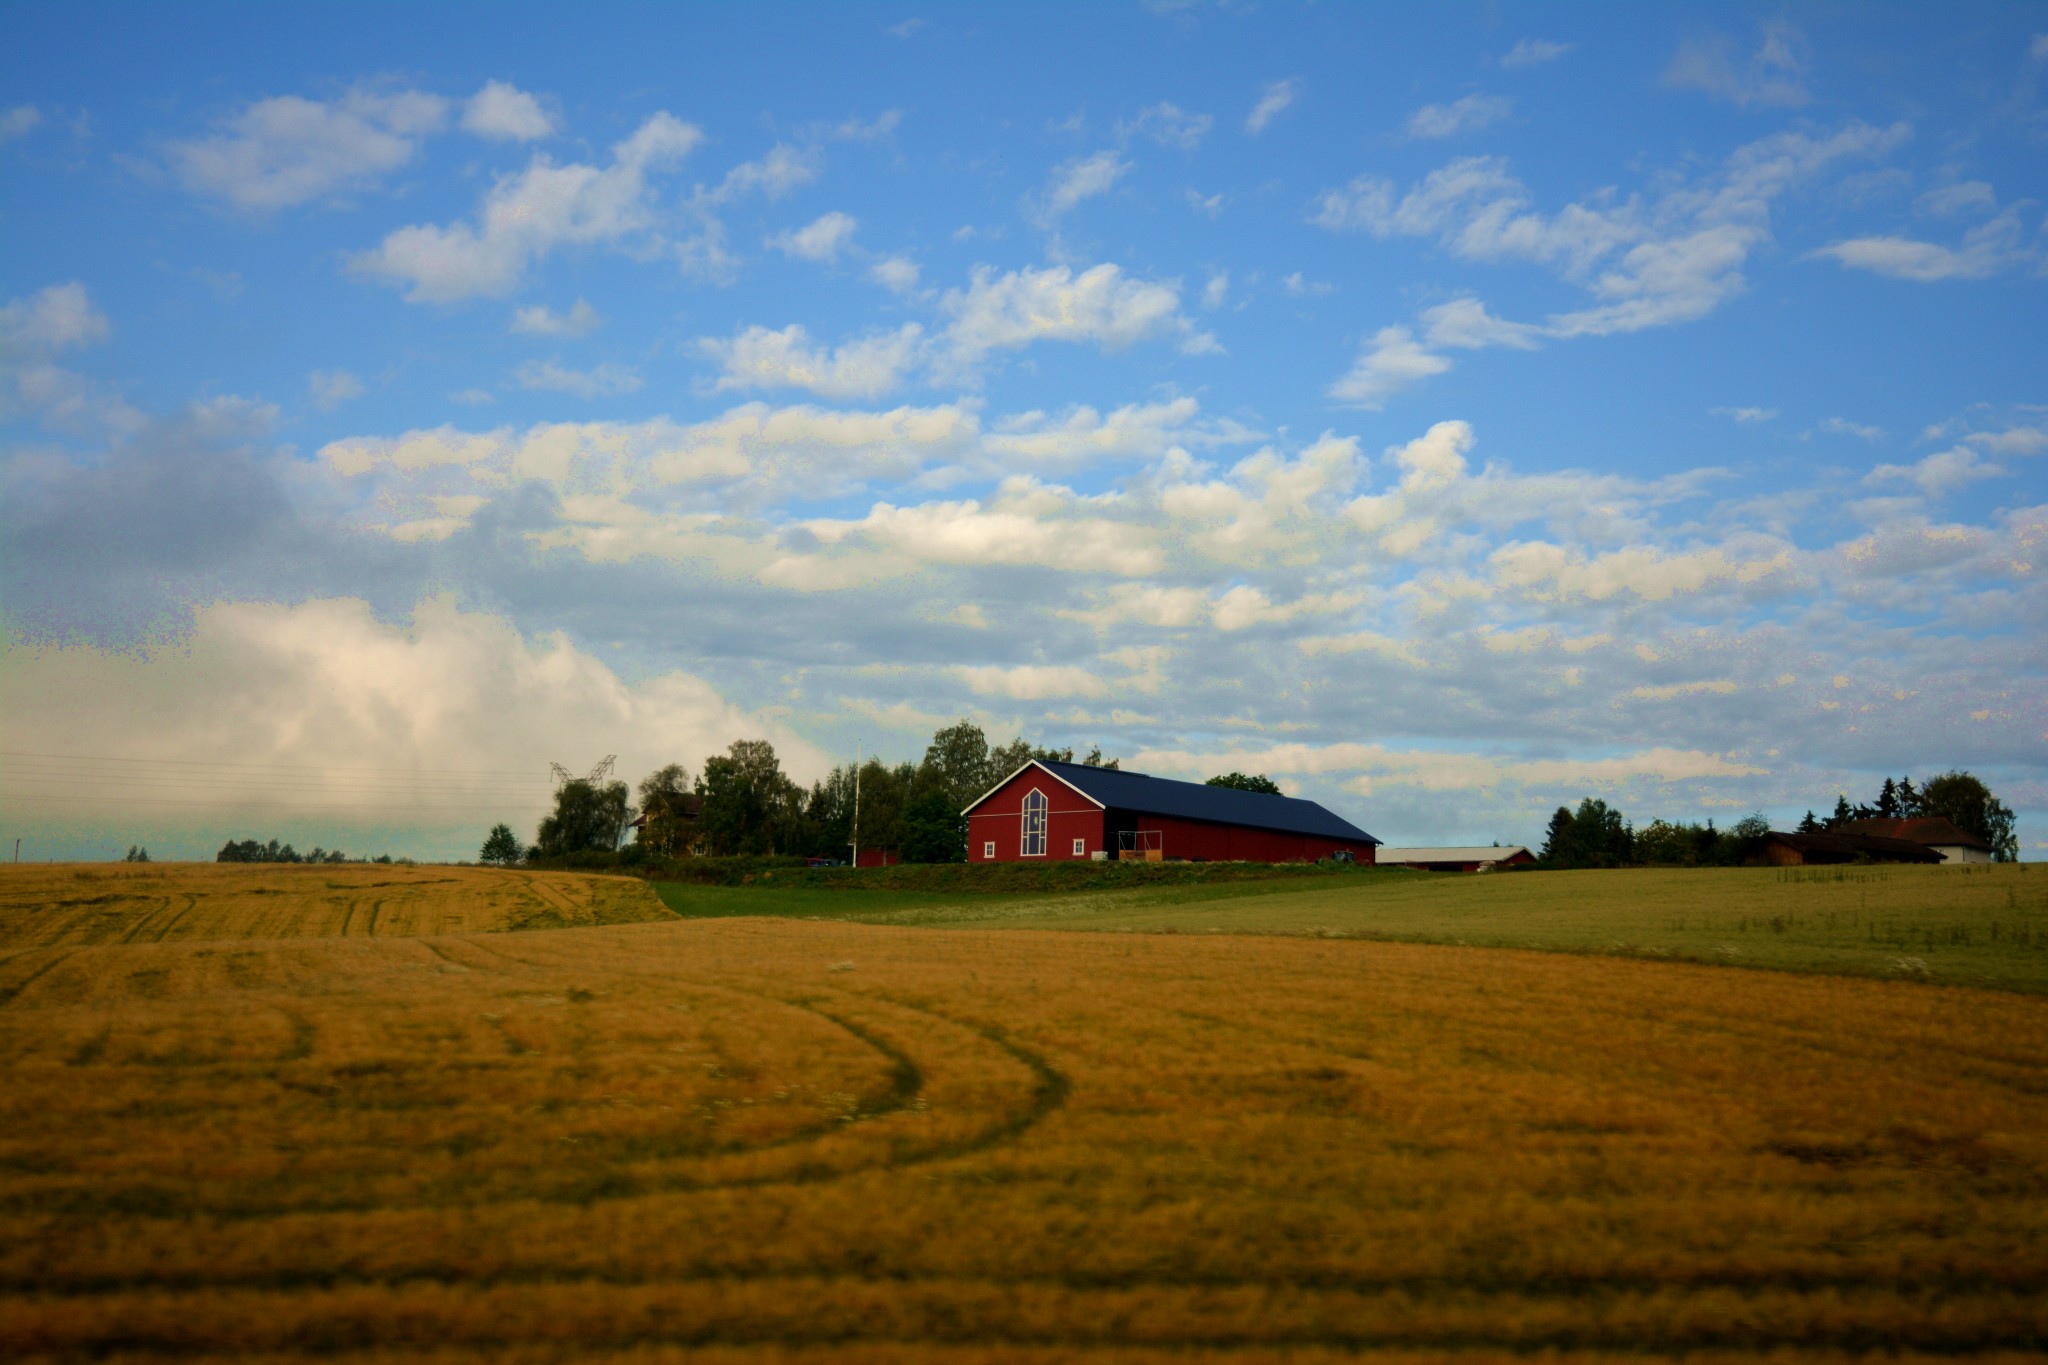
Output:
[{"xmin": 1021, "ymin": 788, "xmax": 1047, "ymax": 857}]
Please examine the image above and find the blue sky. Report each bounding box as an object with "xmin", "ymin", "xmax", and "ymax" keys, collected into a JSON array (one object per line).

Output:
[{"xmin": 2, "ymin": 2, "xmax": 2044, "ymax": 860}]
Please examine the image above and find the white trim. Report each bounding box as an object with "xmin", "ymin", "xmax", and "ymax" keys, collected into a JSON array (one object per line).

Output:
[
  {"xmin": 982, "ymin": 840, "xmax": 995, "ymax": 859},
  {"xmin": 960, "ymin": 759, "xmax": 1107, "ymax": 817},
  {"xmin": 1072, "ymin": 837, "xmax": 1087, "ymax": 856}
]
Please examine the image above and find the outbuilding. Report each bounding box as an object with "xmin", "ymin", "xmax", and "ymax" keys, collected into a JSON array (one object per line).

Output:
[
  {"xmin": 1837, "ymin": 817, "xmax": 1995, "ymax": 865},
  {"xmin": 964, "ymin": 760, "xmax": 1380, "ymax": 864},
  {"xmin": 1759, "ymin": 831, "xmax": 1944, "ymax": 866},
  {"xmin": 1378, "ymin": 846, "xmax": 1535, "ymax": 872}
]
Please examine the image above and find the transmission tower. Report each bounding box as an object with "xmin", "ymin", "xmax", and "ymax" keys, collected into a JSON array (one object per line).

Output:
[{"xmin": 549, "ymin": 755, "xmax": 617, "ymax": 788}]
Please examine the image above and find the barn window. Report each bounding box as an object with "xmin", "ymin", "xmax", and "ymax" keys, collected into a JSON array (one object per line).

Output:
[
  {"xmin": 1021, "ymin": 789, "xmax": 1047, "ymax": 857},
  {"xmin": 983, "ymin": 841, "xmax": 995, "ymax": 859},
  {"xmin": 1072, "ymin": 838, "xmax": 1086, "ymax": 856}
]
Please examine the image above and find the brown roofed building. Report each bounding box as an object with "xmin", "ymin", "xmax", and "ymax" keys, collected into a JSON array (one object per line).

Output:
[
  {"xmin": 1837, "ymin": 817, "xmax": 1995, "ymax": 865},
  {"xmin": 1760, "ymin": 831, "xmax": 1944, "ymax": 867}
]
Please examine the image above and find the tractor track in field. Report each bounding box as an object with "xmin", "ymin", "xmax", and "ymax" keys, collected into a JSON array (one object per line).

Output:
[{"xmin": 0, "ymin": 949, "xmax": 76, "ymax": 1007}]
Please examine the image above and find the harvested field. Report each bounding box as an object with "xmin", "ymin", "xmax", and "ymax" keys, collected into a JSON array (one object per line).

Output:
[
  {"xmin": 3, "ymin": 864, "xmax": 2046, "ymax": 1360},
  {"xmin": 0, "ymin": 862, "xmax": 673, "ymax": 946}
]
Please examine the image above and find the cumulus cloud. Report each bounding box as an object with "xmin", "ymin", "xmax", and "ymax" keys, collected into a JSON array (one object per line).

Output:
[
  {"xmin": 1665, "ymin": 22, "xmax": 1811, "ymax": 108},
  {"xmin": 870, "ymin": 256, "xmax": 921, "ymax": 294},
  {"xmin": 511, "ymin": 298, "xmax": 602, "ymax": 337},
  {"xmin": 699, "ymin": 322, "xmax": 926, "ymax": 401},
  {"xmin": 166, "ymin": 87, "xmax": 450, "ymax": 211},
  {"xmin": 1032, "ymin": 150, "xmax": 1131, "ymax": 224},
  {"xmin": 1328, "ymin": 327, "xmax": 1451, "ymax": 407},
  {"xmin": 1118, "ymin": 101, "xmax": 1211, "ymax": 150},
  {"xmin": 0, "ymin": 281, "xmax": 109, "ymax": 353},
  {"xmin": 308, "ymin": 369, "xmax": 365, "ymax": 409},
  {"xmin": 1865, "ymin": 447, "xmax": 2004, "ymax": 498},
  {"xmin": 1133, "ymin": 740, "xmax": 1766, "ymax": 792},
  {"xmin": 1819, "ymin": 416, "xmax": 1884, "ymax": 440},
  {"xmin": 461, "ymin": 81, "xmax": 556, "ymax": 141},
  {"xmin": 1814, "ymin": 208, "xmax": 2030, "ymax": 282},
  {"xmin": 0, "ymin": 597, "xmax": 825, "ymax": 846},
  {"xmin": 1406, "ymin": 94, "xmax": 1511, "ymax": 139},
  {"xmin": 953, "ymin": 664, "xmax": 1109, "ymax": 700},
  {"xmin": 1501, "ymin": 39, "xmax": 1573, "ymax": 68},
  {"xmin": 514, "ymin": 359, "xmax": 643, "ymax": 398},
  {"xmin": 985, "ymin": 396, "xmax": 1252, "ymax": 470},
  {"xmin": 1712, "ymin": 405, "xmax": 1778, "ymax": 424},
  {"xmin": 768, "ymin": 210, "xmax": 859, "ymax": 262},
  {"xmin": 938, "ymin": 262, "xmax": 1214, "ymax": 376},
  {"xmin": 350, "ymin": 111, "xmax": 701, "ymax": 302},
  {"xmin": 1, "ymin": 105, "xmax": 43, "ymax": 142},
  {"xmin": 1245, "ymin": 79, "xmax": 1298, "ymax": 134}
]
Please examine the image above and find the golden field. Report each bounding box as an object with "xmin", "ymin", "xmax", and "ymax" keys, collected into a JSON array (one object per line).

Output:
[
  {"xmin": 0, "ymin": 861, "xmax": 673, "ymax": 946},
  {"xmin": 3, "ymin": 863, "xmax": 2047, "ymax": 1362}
]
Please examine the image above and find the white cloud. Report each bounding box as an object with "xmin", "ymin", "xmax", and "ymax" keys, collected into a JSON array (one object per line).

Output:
[
  {"xmin": 0, "ymin": 597, "xmax": 826, "ymax": 834},
  {"xmin": 1630, "ymin": 680, "xmax": 1739, "ymax": 701},
  {"xmin": 1501, "ymin": 39, "xmax": 1573, "ymax": 68},
  {"xmin": 869, "ymin": 256, "xmax": 921, "ymax": 294},
  {"xmin": 1202, "ymin": 271, "xmax": 1229, "ymax": 309},
  {"xmin": 801, "ymin": 487, "xmax": 1162, "ymax": 580},
  {"xmin": 511, "ymin": 298, "xmax": 602, "ymax": 337},
  {"xmin": 1314, "ymin": 122, "xmax": 1909, "ymax": 342},
  {"xmin": 1917, "ymin": 181, "xmax": 1996, "ymax": 217},
  {"xmin": 1034, "ymin": 150, "xmax": 1130, "ymax": 224},
  {"xmin": 1814, "ymin": 208, "xmax": 2029, "ymax": 282},
  {"xmin": 451, "ymin": 387, "xmax": 495, "ymax": 406},
  {"xmin": 985, "ymin": 396, "xmax": 1239, "ymax": 469},
  {"xmin": 351, "ymin": 112, "xmax": 701, "ymax": 302},
  {"xmin": 1282, "ymin": 272, "xmax": 1333, "ymax": 297},
  {"xmin": 1865, "ymin": 447, "xmax": 2004, "ymax": 497},
  {"xmin": 1133, "ymin": 740, "xmax": 1765, "ymax": 793},
  {"xmin": 1489, "ymin": 541, "xmax": 1789, "ymax": 602},
  {"xmin": 1328, "ymin": 326, "xmax": 1451, "ymax": 408},
  {"xmin": 769, "ymin": 210, "xmax": 859, "ymax": 262},
  {"xmin": 712, "ymin": 142, "xmax": 820, "ymax": 202},
  {"xmin": 1420, "ymin": 297, "xmax": 1542, "ymax": 350},
  {"xmin": 308, "ymin": 369, "xmax": 365, "ymax": 409},
  {"xmin": 1406, "ymin": 93, "xmax": 1511, "ymax": 140},
  {"xmin": 1712, "ymin": 405, "xmax": 1778, "ymax": 424},
  {"xmin": 1964, "ymin": 425, "xmax": 2047, "ymax": 456},
  {"xmin": 1186, "ymin": 189, "xmax": 1226, "ymax": 218},
  {"xmin": 0, "ymin": 105, "xmax": 42, "ymax": 142},
  {"xmin": 514, "ymin": 359, "xmax": 644, "ymax": 398},
  {"xmin": 461, "ymin": 81, "xmax": 556, "ymax": 141},
  {"xmin": 1245, "ymin": 79, "xmax": 1298, "ymax": 134},
  {"xmin": 166, "ymin": 87, "xmax": 450, "ymax": 211},
  {"xmin": 699, "ymin": 323, "xmax": 925, "ymax": 401},
  {"xmin": 1819, "ymin": 416, "xmax": 1884, "ymax": 440},
  {"xmin": 1119, "ymin": 102, "xmax": 1212, "ymax": 150},
  {"xmin": 831, "ymin": 110, "xmax": 904, "ymax": 141},
  {"xmin": 952, "ymin": 664, "xmax": 1109, "ymax": 700},
  {"xmin": 1665, "ymin": 22, "xmax": 1810, "ymax": 108},
  {"xmin": 0, "ymin": 281, "xmax": 109, "ymax": 353},
  {"xmin": 939, "ymin": 262, "xmax": 1213, "ymax": 374}
]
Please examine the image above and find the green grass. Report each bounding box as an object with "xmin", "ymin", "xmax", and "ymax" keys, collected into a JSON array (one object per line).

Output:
[{"xmin": 656, "ymin": 862, "xmax": 2048, "ymax": 994}]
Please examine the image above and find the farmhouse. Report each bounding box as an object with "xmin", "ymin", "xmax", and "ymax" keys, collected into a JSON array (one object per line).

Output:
[
  {"xmin": 1759, "ymin": 831, "xmax": 1944, "ymax": 867},
  {"xmin": 1379, "ymin": 846, "xmax": 1535, "ymax": 872},
  {"xmin": 1838, "ymin": 816, "xmax": 1995, "ymax": 865},
  {"xmin": 965, "ymin": 760, "xmax": 1380, "ymax": 864}
]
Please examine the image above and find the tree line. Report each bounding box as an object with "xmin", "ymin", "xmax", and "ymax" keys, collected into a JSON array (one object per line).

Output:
[
  {"xmin": 491, "ymin": 724, "xmax": 1295, "ymax": 867},
  {"xmin": 495, "ymin": 724, "xmax": 1131, "ymax": 866},
  {"xmin": 216, "ymin": 838, "xmax": 398, "ymax": 864},
  {"xmin": 1540, "ymin": 770, "xmax": 2018, "ymax": 869}
]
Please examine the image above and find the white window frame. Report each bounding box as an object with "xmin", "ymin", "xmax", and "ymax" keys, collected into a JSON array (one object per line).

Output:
[
  {"xmin": 1072, "ymin": 837, "xmax": 1086, "ymax": 856},
  {"xmin": 1021, "ymin": 788, "xmax": 1048, "ymax": 857},
  {"xmin": 982, "ymin": 840, "xmax": 995, "ymax": 859}
]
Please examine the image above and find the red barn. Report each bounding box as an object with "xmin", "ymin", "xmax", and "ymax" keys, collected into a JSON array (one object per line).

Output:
[{"xmin": 964, "ymin": 760, "xmax": 1380, "ymax": 865}]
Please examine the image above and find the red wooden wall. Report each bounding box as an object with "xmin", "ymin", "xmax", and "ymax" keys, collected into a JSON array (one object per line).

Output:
[{"xmin": 966, "ymin": 769, "xmax": 1106, "ymax": 862}]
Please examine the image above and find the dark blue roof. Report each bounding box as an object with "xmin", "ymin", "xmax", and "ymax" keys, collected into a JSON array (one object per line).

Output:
[{"xmin": 1031, "ymin": 760, "xmax": 1380, "ymax": 844}]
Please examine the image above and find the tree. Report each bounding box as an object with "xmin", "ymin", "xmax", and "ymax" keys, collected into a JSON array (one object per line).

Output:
[
  {"xmin": 1918, "ymin": 771, "xmax": 2019, "ymax": 862},
  {"xmin": 1876, "ymin": 777, "xmax": 1901, "ymax": 818},
  {"xmin": 1540, "ymin": 806, "xmax": 1575, "ymax": 865},
  {"xmin": 1825, "ymin": 794, "xmax": 1855, "ymax": 830},
  {"xmin": 124, "ymin": 845, "xmax": 150, "ymax": 863},
  {"xmin": 696, "ymin": 740, "xmax": 798, "ymax": 856},
  {"xmin": 900, "ymin": 788, "xmax": 968, "ymax": 863},
  {"xmin": 479, "ymin": 824, "xmax": 524, "ymax": 866},
  {"xmin": 534, "ymin": 778, "xmax": 632, "ymax": 857},
  {"xmin": 1206, "ymin": 772, "xmax": 1283, "ymax": 795},
  {"xmin": 1897, "ymin": 776, "xmax": 1922, "ymax": 815},
  {"xmin": 635, "ymin": 764, "xmax": 698, "ymax": 857},
  {"xmin": 923, "ymin": 721, "xmax": 994, "ymax": 810},
  {"xmin": 1797, "ymin": 810, "xmax": 1821, "ymax": 834},
  {"xmin": 1543, "ymin": 798, "xmax": 1631, "ymax": 868},
  {"xmin": 1080, "ymin": 745, "xmax": 1119, "ymax": 769}
]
